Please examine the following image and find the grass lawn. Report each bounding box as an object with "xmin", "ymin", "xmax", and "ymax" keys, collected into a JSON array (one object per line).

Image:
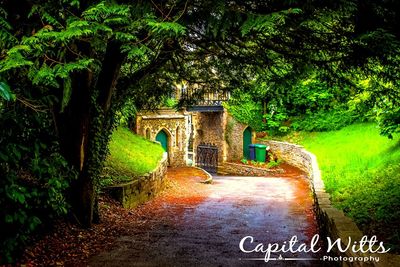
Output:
[
  {"xmin": 274, "ymin": 123, "xmax": 400, "ymax": 251},
  {"xmin": 102, "ymin": 127, "xmax": 164, "ymax": 186}
]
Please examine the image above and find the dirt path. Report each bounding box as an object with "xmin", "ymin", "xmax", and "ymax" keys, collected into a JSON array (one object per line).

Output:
[{"xmin": 89, "ymin": 167, "xmax": 322, "ymax": 267}]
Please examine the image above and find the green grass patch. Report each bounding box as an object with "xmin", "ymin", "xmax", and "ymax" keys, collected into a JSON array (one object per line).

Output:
[
  {"xmin": 273, "ymin": 123, "xmax": 400, "ymax": 251},
  {"xmin": 102, "ymin": 127, "xmax": 164, "ymax": 186}
]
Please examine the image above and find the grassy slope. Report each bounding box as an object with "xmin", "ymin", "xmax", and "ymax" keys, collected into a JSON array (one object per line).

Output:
[
  {"xmin": 274, "ymin": 123, "xmax": 400, "ymax": 250},
  {"xmin": 103, "ymin": 127, "xmax": 164, "ymax": 185}
]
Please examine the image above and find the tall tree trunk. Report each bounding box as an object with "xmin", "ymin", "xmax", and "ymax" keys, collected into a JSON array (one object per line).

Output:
[
  {"xmin": 57, "ymin": 41, "xmax": 125, "ymax": 227},
  {"xmin": 57, "ymin": 39, "xmax": 176, "ymax": 227}
]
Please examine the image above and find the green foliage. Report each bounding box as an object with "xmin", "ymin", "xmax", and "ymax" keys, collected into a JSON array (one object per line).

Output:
[
  {"xmin": 0, "ymin": 81, "xmax": 15, "ymax": 101},
  {"xmin": 291, "ymin": 108, "xmax": 360, "ymax": 132},
  {"xmin": 241, "ymin": 9, "xmax": 302, "ymax": 36},
  {"xmin": 266, "ymin": 159, "xmax": 282, "ymax": 168},
  {"xmin": 239, "ymin": 157, "xmax": 282, "ymax": 169},
  {"xmin": 115, "ymin": 99, "xmax": 137, "ymax": 127},
  {"xmin": 281, "ymin": 123, "xmax": 400, "ymax": 251},
  {"xmin": 224, "ymin": 118, "xmax": 236, "ymax": 146},
  {"xmin": 263, "ymin": 107, "xmax": 289, "ymax": 135},
  {"xmin": 377, "ymin": 107, "xmax": 400, "ymax": 139},
  {"xmin": 223, "ymin": 92, "xmax": 264, "ymax": 131},
  {"xmin": 161, "ymin": 97, "xmax": 178, "ymax": 109},
  {"xmin": 147, "ymin": 20, "xmax": 186, "ymax": 37},
  {"xmin": 0, "ymin": 107, "xmax": 76, "ymax": 263},
  {"xmin": 101, "ymin": 127, "xmax": 164, "ymax": 187},
  {"xmin": 227, "ymin": 71, "xmax": 375, "ymax": 135},
  {"xmin": 0, "ymin": 0, "xmax": 188, "ymax": 232}
]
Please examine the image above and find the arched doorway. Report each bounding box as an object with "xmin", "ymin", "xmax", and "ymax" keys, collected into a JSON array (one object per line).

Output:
[
  {"xmin": 243, "ymin": 127, "xmax": 252, "ymax": 159},
  {"xmin": 156, "ymin": 130, "xmax": 169, "ymax": 153}
]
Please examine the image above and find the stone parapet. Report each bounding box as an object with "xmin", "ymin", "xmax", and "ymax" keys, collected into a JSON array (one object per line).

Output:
[
  {"xmin": 106, "ymin": 153, "xmax": 168, "ymax": 209},
  {"xmin": 258, "ymin": 140, "xmax": 400, "ymax": 267}
]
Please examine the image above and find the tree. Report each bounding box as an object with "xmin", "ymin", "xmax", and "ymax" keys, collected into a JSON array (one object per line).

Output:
[{"xmin": 0, "ymin": 0, "xmax": 187, "ymax": 230}]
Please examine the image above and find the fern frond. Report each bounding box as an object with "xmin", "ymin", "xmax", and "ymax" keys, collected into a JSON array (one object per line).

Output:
[
  {"xmin": 146, "ymin": 20, "xmax": 186, "ymax": 37},
  {"xmin": 241, "ymin": 8, "xmax": 301, "ymax": 36}
]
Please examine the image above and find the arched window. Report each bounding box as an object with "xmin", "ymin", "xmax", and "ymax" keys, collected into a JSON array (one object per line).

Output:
[
  {"xmin": 176, "ymin": 126, "xmax": 180, "ymax": 148},
  {"xmin": 145, "ymin": 128, "xmax": 151, "ymax": 139}
]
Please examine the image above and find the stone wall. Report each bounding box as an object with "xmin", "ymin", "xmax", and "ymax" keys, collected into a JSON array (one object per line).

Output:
[
  {"xmin": 259, "ymin": 140, "xmax": 400, "ymax": 267},
  {"xmin": 192, "ymin": 111, "xmax": 227, "ymax": 163},
  {"xmin": 136, "ymin": 108, "xmax": 190, "ymax": 167},
  {"xmin": 258, "ymin": 140, "xmax": 313, "ymax": 173},
  {"xmin": 219, "ymin": 162, "xmax": 283, "ymax": 176},
  {"xmin": 136, "ymin": 108, "xmax": 253, "ymax": 167},
  {"xmin": 224, "ymin": 115, "xmax": 255, "ymax": 161},
  {"xmin": 107, "ymin": 153, "xmax": 168, "ymax": 209}
]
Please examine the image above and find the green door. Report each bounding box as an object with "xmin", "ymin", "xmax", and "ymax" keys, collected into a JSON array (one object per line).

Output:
[
  {"xmin": 156, "ymin": 130, "xmax": 168, "ymax": 152},
  {"xmin": 243, "ymin": 127, "xmax": 252, "ymax": 159}
]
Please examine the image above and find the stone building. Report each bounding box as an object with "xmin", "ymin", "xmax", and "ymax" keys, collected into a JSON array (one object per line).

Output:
[
  {"xmin": 135, "ymin": 87, "xmax": 255, "ymax": 171},
  {"xmin": 135, "ymin": 108, "xmax": 191, "ymax": 167},
  {"xmin": 136, "ymin": 109, "xmax": 255, "ymax": 170}
]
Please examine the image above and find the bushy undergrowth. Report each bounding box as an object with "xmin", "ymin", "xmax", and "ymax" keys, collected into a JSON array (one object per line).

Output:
[
  {"xmin": 223, "ymin": 93, "xmax": 264, "ymax": 132},
  {"xmin": 276, "ymin": 123, "xmax": 400, "ymax": 251},
  {"xmin": 101, "ymin": 127, "xmax": 164, "ymax": 186},
  {"xmin": 0, "ymin": 107, "xmax": 76, "ymax": 263},
  {"xmin": 291, "ymin": 108, "xmax": 360, "ymax": 132}
]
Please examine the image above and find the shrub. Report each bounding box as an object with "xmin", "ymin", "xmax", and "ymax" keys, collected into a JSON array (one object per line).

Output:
[
  {"xmin": 291, "ymin": 108, "xmax": 360, "ymax": 132},
  {"xmin": 0, "ymin": 107, "xmax": 76, "ymax": 263},
  {"xmin": 240, "ymin": 158, "xmax": 248, "ymax": 164},
  {"xmin": 223, "ymin": 93, "xmax": 264, "ymax": 131}
]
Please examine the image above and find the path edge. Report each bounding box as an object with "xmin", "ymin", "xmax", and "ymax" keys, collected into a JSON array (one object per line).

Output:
[{"xmin": 192, "ymin": 166, "xmax": 213, "ymax": 184}]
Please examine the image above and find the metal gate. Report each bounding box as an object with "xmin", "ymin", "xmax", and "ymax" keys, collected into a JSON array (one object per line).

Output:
[{"xmin": 196, "ymin": 143, "xmax": 218, "ymax": 173}]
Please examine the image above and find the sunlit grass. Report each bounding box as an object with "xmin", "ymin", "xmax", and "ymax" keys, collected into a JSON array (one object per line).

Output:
[
  {"xmin": 291, "ymin": 124, "xmax": 400, "ymax": 190},
  {"xmin": 102, "ymin": 127, "xmax": 164, "ymax": 185},
  {"xmin": 275, "ymin": 123, "xmax": 400, "ymax": 251}
]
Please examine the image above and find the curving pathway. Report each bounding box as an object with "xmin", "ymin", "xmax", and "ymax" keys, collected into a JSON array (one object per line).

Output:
[{"xmin": 89, "ymin": 167, "xmax": 323, "ymax": 267}]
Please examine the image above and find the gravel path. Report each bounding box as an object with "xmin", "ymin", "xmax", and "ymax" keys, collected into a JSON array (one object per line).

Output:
[{"xmin": 89, "ymin": 167, "xmax": 323, "ymax": 267}]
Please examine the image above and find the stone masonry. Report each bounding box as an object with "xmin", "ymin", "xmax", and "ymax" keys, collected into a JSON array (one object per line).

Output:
[
  {"xmin": 107, "ymin": 153, "xmax": 168, "ymax": 209},
  {"xmin": 136, "ymin": 108, "xmax": 191, "ymax": 167},
  {"xmin": 224, "ymin": 114, "xmax": 255, "ymax": 162},
  {"xmin": 136, "ymin": 108, "xmax": 255, "ymax": 167},
  {"xmin": 192, "ymin": 111, "xmax": 227, "ymax": 163}
]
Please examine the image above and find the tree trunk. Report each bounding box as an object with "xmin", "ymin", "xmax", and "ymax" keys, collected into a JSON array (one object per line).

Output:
[
  {"xmin": 262, "ymin": 99, "xmax": 267, "ymax": 123},
  {"xmin": 57, "ymin": 39, "xmax": 176, "ymax": 227},
  {"xmin": 57, "ymin": 41, "xmax": 125, "ymax": 227}
]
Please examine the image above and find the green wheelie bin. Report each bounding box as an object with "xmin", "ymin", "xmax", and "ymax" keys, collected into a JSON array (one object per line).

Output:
[{"xmin": 254, "ymin": 144, "xmax": 267, "ymax": 162}]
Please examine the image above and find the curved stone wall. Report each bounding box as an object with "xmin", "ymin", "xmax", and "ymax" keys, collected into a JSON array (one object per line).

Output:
[{"xmin": 107, "ymin": 153, "xmax": 168, "ymax": 209}]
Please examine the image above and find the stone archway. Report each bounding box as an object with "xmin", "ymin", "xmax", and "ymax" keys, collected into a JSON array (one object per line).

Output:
[{"xmin": 243, "ymin": 126, "xmax": 252, "ymax": 159}]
